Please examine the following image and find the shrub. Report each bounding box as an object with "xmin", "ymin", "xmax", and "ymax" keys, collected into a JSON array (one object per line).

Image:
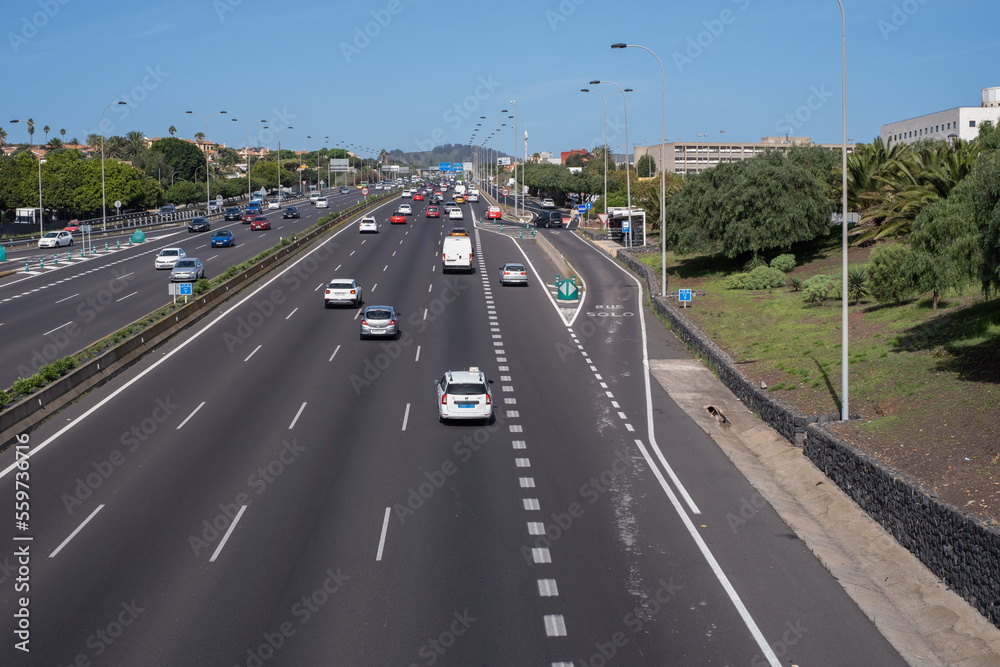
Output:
[
  {"xmin": 0, "ymin": 390, "xmax": 8, "ymax": 410},
  {"xmin": 802, "ymin": 275, "xmax": 841, "ymax": 305},
  {"xmin": 787, "ymin": 275, "xmax": 803, "ymax": 292},
  {"xmin": 11, "ymin": 376, "xmax": 43, "ymax": 397},
  {"xmin": 743, "ymin": 254, "xmax": 768, "ymax": 271},
  {"xmin": 847, "ymin": 266, "xmax": 869, "ymax": 306},
  {"xmin": 745, "ymin": 266, "xmax": 788, "ymax": 290},
  {"xmin": 770, "ymin": 253, "xmax": 796, "ymax": 273},
  {"xmin": 38, "ymin": 363, "xmax": 62, "ymax": 383},
  {"xmin": 194, "ymin": 278, "xmax": 211, "ymax": 294},
  {"xmin": 724, "ymin": 272, "xmax": 751, "ymax": 289},
  {"xmin": 868, "ymin": 243, "xmax": 915, "ymax": 304}
]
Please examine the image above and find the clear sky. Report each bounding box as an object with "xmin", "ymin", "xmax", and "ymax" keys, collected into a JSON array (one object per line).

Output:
[{"xmin": 3, "ymin": 0, "xmax": 998, "ymax": 158}]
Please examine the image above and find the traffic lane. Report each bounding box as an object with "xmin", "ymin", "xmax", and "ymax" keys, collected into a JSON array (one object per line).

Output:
[
  {"xmin": 546, "ymin": 229, "xmax": 907, "ymax": 665},
  {"xmin": 0, "ymin": 194, "xmax": 377, "ymax": 388},
  {"xmin": 0, "ymin": 226, "xmax": 426, "ymax": 664}
]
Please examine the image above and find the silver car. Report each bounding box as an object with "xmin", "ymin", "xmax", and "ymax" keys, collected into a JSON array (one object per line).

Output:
[
  {"xmin": 360, "ymin": 305, "xmax": 400, "ymax": 340},
  {"xmin": 499, "ymin": 263, "xmax": 528, "ymax": 286},
  {"xmin": 169, "ymin": 258, "xmax": 205, "ymax": 282}
]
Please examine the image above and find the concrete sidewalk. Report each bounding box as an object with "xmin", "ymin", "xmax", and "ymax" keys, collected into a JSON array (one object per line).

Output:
[{"xmin": 590, "ymin": 236, "xmax": 1000, "ymax": 666}]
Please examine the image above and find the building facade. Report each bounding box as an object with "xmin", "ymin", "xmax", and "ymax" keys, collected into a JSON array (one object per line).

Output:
[
  {"xmin": 881, "ymin": 87, "xmax": 1000, "ymax": 147},
  {"xmin": 633, "ymin": 136, "xmax": 853, "ymax": 175}
]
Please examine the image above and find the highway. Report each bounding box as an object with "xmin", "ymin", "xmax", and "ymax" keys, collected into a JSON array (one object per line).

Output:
[
  {"xmin": 0, "ymin": 188, "xmax": 384, "ymax": 390},
  {"xmin": 0, "ymin": 186, "xmax": 906, "ymax": 665}
]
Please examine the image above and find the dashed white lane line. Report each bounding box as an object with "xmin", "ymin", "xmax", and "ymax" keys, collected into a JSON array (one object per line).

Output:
[
  {"xmin": 532, "ymin": 548, "xmax": 551, "ymax": 564},
  {"xmin": 543, "ymin": 615, "xmax": 567, "ymax": 637},
  {"xmin": 523, "ymin": 498, "xmax": 540, "ymax": 510},
  {"xmin": 43, "ymin": 321, "xmax": 73, "ymax": 336},
  {"xmin": 376, "ymin": 506, "xmax": 392, "ymax": 562},
  {"xmin": 329, "ymin": 344, "xmax": 341, "ymax": 362},
  {"xmin": 176, "ymin": 402, "xmax": 206, "ymax": 429},
  {"xmin": 515, "ymin": 458, "xmax": 530, "ymax": 467},
  {"xmin": 509, "ymin": 425, "xmax": 523, "ymax": 433},
  {"xmin": 512, "ymin": 440, "xmax": 526, "ymax": 449},
  {"xmin": 538, "ymin": 579, "xmax": 559, "ymax": 597},
  {"xmin": 401, "ymin": 403, "xmax": 411, "ymax": 431},
  {"xmin": 519, "ymin": 477, "xmax": 535, "ymax": 488},
  {"xmin": 285, "ymin": 307, "xmax": 298, "ymax": 320},
  {"xmin": 49, "ymin": 504, "xmax": 104, "ymax": 558},
  {"xmin": 415, "ymin": 345, "xmax": 421, "ymax": 362},
  {"xmin": 209, "ymin": 504, "xmax": 247, "ymax": 563},
  {"xmin": 116, "ymin": 291, "xmax": 138, "ymax": 302},
  {"xmin": 54, "ymin": 292, "xmax": 80, "ymax": 304},
  {"xmin": 244, "ymin": 345, "xmax": 262, "ymax": 362},
  {"xmin": 528, "ymin": 522, "xmax": 545, "ymax": 535},
  {"xmin": 288, "ymin": 402, "xmax": 307, "ymax": 430}
]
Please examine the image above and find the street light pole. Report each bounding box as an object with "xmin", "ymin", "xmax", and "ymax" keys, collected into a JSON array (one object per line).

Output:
[
  {"xmin": 94, "ymin": 102, "xmax": 127, "ymax": 232},
  {"xmin": 186, "ymin": 110, "xmax": 226, "ymax": 213},
  {"xmin": 231, "ymin": 118, "xmax": 265, "ymax": 202},
  {"xmin": 837, "ymin": 0, "xmax": 849, "ymax": 421},
  {"xmin": 591, "ymin": 80, "xmax": 633, "ymax": 247},
  {"xmin": 580, "ymin": 88, "xmax": 619, "ymax": 219},
  {"xmin": 613, "ymin": 43, "xmax": 666, "ymax": 292}
]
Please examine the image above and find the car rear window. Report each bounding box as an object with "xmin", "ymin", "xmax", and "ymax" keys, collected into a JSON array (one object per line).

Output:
[
  {"xmin": 448, "ymin": 383, "xmax": 485, "ymax": 395},
  {"xmin": 505, "ymin": 265, "xmax": 525, "ymax": 272},
  {"xmin": 329, "ymin": 282, "xmax": 354, "ymax": 289},
  {"xmin": 366, "ymin": 309, "xmax": 392, "ymax": 319}
]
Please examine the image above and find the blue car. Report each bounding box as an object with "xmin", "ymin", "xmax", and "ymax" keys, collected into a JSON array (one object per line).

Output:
[{"xmin": 211, "ymin": 230, "xmax": 236, "ymax": 247}]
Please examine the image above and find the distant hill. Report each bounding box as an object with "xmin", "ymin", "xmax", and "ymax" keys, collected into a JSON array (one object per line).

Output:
[{"xmin": 387, "ymin": 144, "xmax": 509, "ymax": 167}]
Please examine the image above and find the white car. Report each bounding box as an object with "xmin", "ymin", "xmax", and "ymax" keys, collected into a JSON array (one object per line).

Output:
[
  {"xmin": 435, "ymin": 367, "xmax": 493, "ymax": 423},
  {"xmin": 448, "ymin": 207, "xmax": 463, "ymax": 220},
  {"xmin": 267, "ymin": 199, "xmax": 281, "ymax": 210},
  {"xmin": 38, "ymin": 231, "xmax": 73, "ymax": 248},
  {"xmin": 324, "ymin": 278, "xmax": 363, "ymax": 307},
  {"xmin": 359, "ymin": 216, "xmax": 379, "ymax": 233},
  {"xmin": 401, "ymin": 189, "xmax": 412, "ymax": 198},
  {"xmin": 154, "ymin": 247, "xmax": 187, "ymax": 270},
  {"xmin": 398, "ymin": 203, "xmax": 412, "ymax": 215},
  {"xmin": 315, "ymin": 197, "xmax": 329, "ymax": 208},
  {"xmin": 466, "ymin": 191, "xmax": 479, "ymax": 202},
  {"xmin": 540, "ymin": 198, "xmax": 555, "ymax": 208}
]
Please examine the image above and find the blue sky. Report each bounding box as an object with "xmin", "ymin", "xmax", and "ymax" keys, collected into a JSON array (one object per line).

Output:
[{"xmin": 3, "ymin": 0, "xmax": 998, "ymax": 158}]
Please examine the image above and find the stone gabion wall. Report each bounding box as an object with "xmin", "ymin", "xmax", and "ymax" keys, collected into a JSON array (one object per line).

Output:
[{"xmin": 805, "ymin": 425, "xmax": 1000, "ymax": 628}]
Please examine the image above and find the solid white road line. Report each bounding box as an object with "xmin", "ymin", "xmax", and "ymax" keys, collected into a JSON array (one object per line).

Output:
[
  {"xmin": 288, "ymin": 402, "xmax": 307, "ymax": 430},
  {"xmin": 209, "ymin": 504, "xmax": 247, "ymax": 562},
  {"xmin": 376, "ymin": 506, "xmax": 392, "ymax": 561},
  {"xmin": 176, "ymin": 402, "xmax": 206, "ymax": 429},
  {"xmin": 49, "ymin": 504, "xmax": 104, "ymax": 558}
]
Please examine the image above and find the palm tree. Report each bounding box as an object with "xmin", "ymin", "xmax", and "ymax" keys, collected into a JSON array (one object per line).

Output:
[
  {"xmin": 0, "ymin": 127, "xmax": 7, "ymax": 147},
  {"xmin": 43, "ymin": 125, "xmax": 50, "ymax": 143},
  {"xmin": 86, "ymin": 134, "xmax": 102, "ymax": 149},
  {"xmin": 47, "ymin": 137, "xmax": 63, "ymax": 150},
  {"xmin": 847, "ymin": 266, "xmax": 869, "ymax": 306},
  {"xmin": 168, "ymin": 125, "xmax": 177, "ymax": 137},
  {"xmin": 26, "ymin": 119, "xmax": 35, "ymax": 146},
  {"xmin": 125, "ymin": 130, "xmax": 146, "ymax": 159},
  {"xmin": 60, "ymin": 128, "xmax": 66, "ymax": 143},
  {"xmin": 194, "ymin": 131, "xmax": 206, "ymax": 143}
]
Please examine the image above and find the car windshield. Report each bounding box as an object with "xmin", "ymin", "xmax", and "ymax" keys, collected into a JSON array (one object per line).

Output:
[
  {"xmin": 366, "ymin": 310, "xmax": 392, "ymax": 319},
  {"xmin": 160, "ymin": 250, "xmax": 179, "ymax": 256},
  {"xmin": 192, "ymin": 218, "xmax": 207, "ymax": 223},
  {"xmin": 448, "ymin": 383, "xmax": 485, "ymax": 395},
  {"xmin": 175, "ymin": 260, "xmax": 196, "ymax": 267},
  {"xmin": 43, "ymin": 232, "xmax": 59, "ymax": 238}
]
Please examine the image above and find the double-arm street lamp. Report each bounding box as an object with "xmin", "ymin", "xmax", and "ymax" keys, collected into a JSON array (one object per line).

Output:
[
  {"xmin": 97, "ymin": 101, "xmax": 127, "ymax": 232},
  {"xmin": 9, "ymin": 119, "xmax": 46, "ymax": 237},
  {"xmin": 579, "ymin": 88, "xmax": 627, "ymax": 219},
  {"xmin": 232, "ymin": 118, "xmax": 265, "ymax": 202},
  {"xmin": 589, "ymin": 80, "xmax": 634, "ymax": 246},
  {"xmin": 263, "ymin": 126, "xmax": 293, "ymax": 197},
  {"xmin": 612, "ymin": 43, "xmax": 667, "ymax": 294},
  {"xmin": 186, "ymin": 110, "xmax": 227, "ymax": 213}
]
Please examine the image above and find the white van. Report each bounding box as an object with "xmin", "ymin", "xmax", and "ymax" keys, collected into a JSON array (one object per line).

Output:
[
  {"xmin": 442, "ymin": 235, "xmax": 473, "ymax": 273},
  {"xmin": 454, "ymin": 184, "xmax": 466, "ymax": 195}
]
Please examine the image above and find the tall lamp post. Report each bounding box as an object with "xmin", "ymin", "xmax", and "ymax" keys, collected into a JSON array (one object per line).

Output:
[
  {"xmin": 613, "ymin": 43, "xmax": 666, "ymax": 292},
  {"xmin": 9, "ymin": 119, "xmax": 46, "ymax": 237},
  {"xmin": 720, "ymin": 130, "xmax": 729, "ymax": 164},
  {"xmin": 186, "ymin": 110, "xmax": 227, "ymax": 213},
  {"xmin": 580, "ymin": 88, "xmax": 625, "ymax": 219},
  {"xmin": 836, "ymin": 0, "xmax": 849, "ymax": 421},
  {"xmin": 590, "ymin": 80, "xmax": 633, "ymax": 247},
  {"xmin": 232, "ymin": 118, "xmax": 265, "ymax": 202},
  {"xmin": 263, "ymin": 126, "xmax": 293, "ymax": 197},
  {"xmin": 97, "ymin": 101, "xmax": 127, "ymax": 232}
]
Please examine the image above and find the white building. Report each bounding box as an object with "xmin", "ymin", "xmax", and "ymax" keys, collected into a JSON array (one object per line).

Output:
[
  {"xmin": 633, "ymin": 137, "xmax": 852, "ymax": 175},
  {"xmin": 881, "ymin": 87, "xmax": 1000, "ymax": 147}
]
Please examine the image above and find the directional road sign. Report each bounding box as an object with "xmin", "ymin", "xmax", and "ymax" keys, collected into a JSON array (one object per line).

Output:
[{"xmin": 178, "ymin": 283, "xmax": 193, "ymax": 296}]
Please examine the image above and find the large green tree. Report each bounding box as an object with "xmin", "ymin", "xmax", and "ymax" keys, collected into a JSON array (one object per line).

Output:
[
  {"xmin": 665, "ymin": 149, "xmax": 833, "ymax": 258},
  {"xmin": 148, "ymin": 137, "xmax": 205, "ymax": 183}
]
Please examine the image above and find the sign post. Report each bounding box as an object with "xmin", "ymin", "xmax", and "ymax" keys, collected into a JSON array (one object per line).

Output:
[{"xmin": 678, "ymin": 288, "xmax": 692, "ymax": 309}]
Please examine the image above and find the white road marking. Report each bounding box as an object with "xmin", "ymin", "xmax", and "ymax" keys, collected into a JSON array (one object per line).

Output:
[
  {"xmin": 544, "ymin": 615, "xmax": 567, "ymax": 637},
  {"xmin": 510, "ymin": 425, "xmax": 522, "ymax": 433},
  {"xmin": 538, "ymin": 579, "xmax": 559, "ymax": 596},
  {"xmin": 532, "ymin": 548, "xmax": 551, "ymax": 563},
  {"xmin": 515, "ymin": 458, "xmax": 530, "ymax": 467},
  {"xmin": 49, "ymin": 504, "xmax": 104, "ymax": 558},
  {"xmin": 43, "ymin": 321, "xmax": 73, "ymax": 336},
  {"xmin": 523, "ymin": 498, "xmax": 540, "ymax": 510},
  {"xmin": 116, "ymin": 291, "xmax": 138, "ymax": 302},
  {"xmin": 285, "ymin": 307, "xmax": 298, "ymax": 320},
  {"xmin": 415, "ymin": 346, "xmax": 421, "ymax": 362},
  {"xmin": 54, "ymin": 292, "xmax": 80, "ymax": 304},
  {"xmin": 209, "ymin": 504, "xmax": 247, "ymax": 562},
  {"xmin": 528, "ymin": 522, "xmax": 545, "ymax": 535},
  {"xmin": 512, "ymin": 440, "xmax": 526, "ymax": 449},
  {"xmin": 244, "ymin": 345, "xmax": 262, "ymax": 362},
  {"xmin": 176, "ymin": 402, "xmax": 206, "ymax": 429},
  {"xmin": 329, "ymin": 344, "xmax": 341, "ymax": 362},
  {"xmin": 520, "ymin": 477, "xmax": 535, "ymax": 488},
  {"xmin": 289, "ymin": 402, "xmax": 307, "ymax": 429},
  {"xmin": 376, "ymin": 506, "xmax": 392, "ymax": 561},
  {"xmin": 401, "ymin": 403, "xmax": 410, "ymax": 431}
]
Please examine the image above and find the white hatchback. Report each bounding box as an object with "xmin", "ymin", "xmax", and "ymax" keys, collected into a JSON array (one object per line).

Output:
[
  {"xmin": 435, "ymin": 368, "xmax": 494, "ymax": 423},
  {"xmin": 398, "ymin": 203, "xmax": 412, "ymax": 215},
  {"xmin": 154, "ymin": 247, "xmax": 186, "ymax": 269},
  {"xmin": 38, "ymin": 231, "xmax": 73, "ymax": 248},
  {"xmin": 315, "ymin": 197, "xmax": 329, "ymax": 208},
  {"xmin": 448, "ymin": 207, "xmax": 463, "ymax": 220},
  {"xmin": 359, "ymin": 216, "xmax": 379, "ymax": 233}
]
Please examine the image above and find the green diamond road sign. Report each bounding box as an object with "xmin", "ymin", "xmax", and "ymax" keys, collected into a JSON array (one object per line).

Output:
[{"xmin": 557, "ymin": 277, "xmax": 578, "ymax": 301}]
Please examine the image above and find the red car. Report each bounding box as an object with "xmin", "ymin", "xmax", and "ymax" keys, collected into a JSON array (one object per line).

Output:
[
  {"xmin": 63, "ymin": 220, "xmax": 82, "ymax": 233},
  {"xmin": 413, "ymin": 192, "xmax": 424, "ymax": 201},
  {"xmin": 250, "ymin": 216, "xmax": 271, "ymax": 230},
  {"xmin": 426, "ymin": 206, "xmax": 440, "ymax": 218},
  {"xmin": 486, "ymin": 206, "xmax": 502, "ymax": 220},
  {"xmin": 391, "ymin": 212, "xmax": 406, "ymax": 224},
  {"xmin": 241, "ymin": 213, "xmax": 255, "ymax": 224}
]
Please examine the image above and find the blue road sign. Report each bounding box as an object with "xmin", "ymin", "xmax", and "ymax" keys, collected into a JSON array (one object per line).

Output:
[
  {"xmin": 678, "ymin": 288, "xmax": 692, "ymax": 302},
  {"xmin": 178, "ymin": 283, "xmax": 193, "ymax": 296},
  {"xmin": 586, "ymin": 201, "xmax": 593, "ymax": 210},
  {"xmin": 578, "ymin": 205, "xmax": 586, "ymax": 214},
  {"xmin": 622, "ymin": 219, "xmax": 631, "ymax": 233},
  {"xmin": 439, "ymin": 162, "xmax": 451, "ymax": 171}
]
